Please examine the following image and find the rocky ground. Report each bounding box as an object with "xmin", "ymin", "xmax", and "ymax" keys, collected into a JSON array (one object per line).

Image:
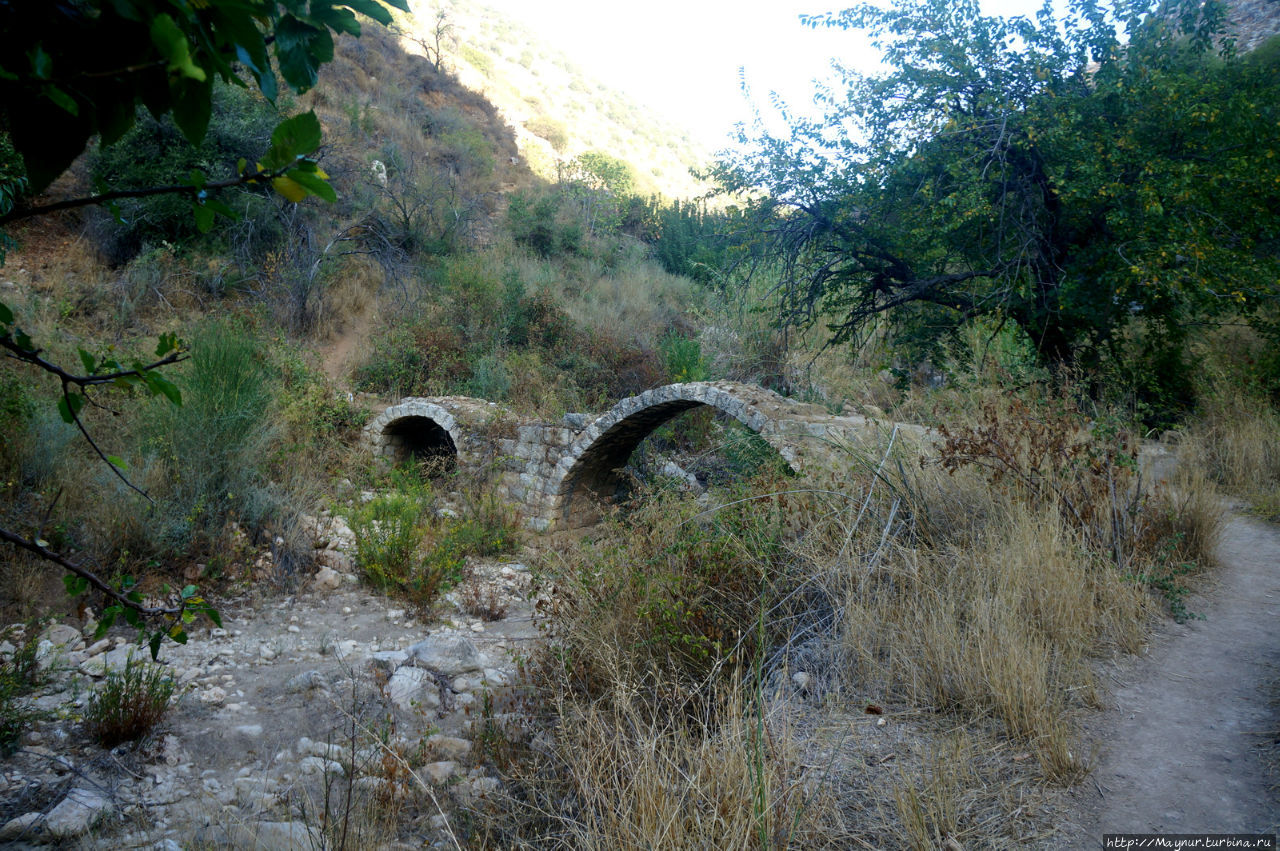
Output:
[{"xmin": 0, "ymin": 510, "xmax": 542, "ymax": 849}]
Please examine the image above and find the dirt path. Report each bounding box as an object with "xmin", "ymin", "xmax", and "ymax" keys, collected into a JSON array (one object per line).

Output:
[
  {"xmin": 1066, "ymin": 509, "xmax": 1280, "ymax": 846},
  {"xmin": 321, "ymin": 301, "xmax": 375, "ymax": 385}
]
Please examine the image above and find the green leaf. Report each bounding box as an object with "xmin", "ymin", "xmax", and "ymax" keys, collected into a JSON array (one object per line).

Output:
[
  {"xmin": 106, "ymin": 455, "xmax": 128, "ymax": 471},
  {"xmin": 63, "ymin": 575, "xmax": 89, "ymax": 596},
  {"xmin": 203, "ymin": 199, "xmax": 238, "ymax": 222},
  {"xmin": 193, "ymin": 201, "xmax": 215, "ymax": 233},
  {"xmin": 340, "ymin": 0, "xmax": 395, "ymax": 26},
  {"xmin": 0, "ymin": 302, "xmax": 13, "ymax": 326},
  {"xmin": 181, "ymin": 584, "xmax": 196, "ymax": 599},
  {"xmin": 57, "ymin": 392, "xmax": 84, "ymax": 424},
  {"xmin": 189, "ymin": 169, "xmax": 206, "ymax": 190},
  {"xmin": 149, "ymin": 631, "xmax": 163, "ymax": 659},
  {"xmin": 123, "ymin": 606, "xmax": 142, "ymax": 628},
  {"xmin": 78, "ymin": 348, "xmax": 96, "ymax": 374},
  {"xmin": 170, "ymin": 76, "xmax": 213, "ymax": 145},
  {"xmin": 146, "ymin": 372, "xmax": 182, "ymax": 406},
  {"xmin": 311, "ymin": 5, "xmax": 362, "ymax": 37},
  {"xmin": 28, "ymin": 46, "xmax": 52, "ymax": 79},
  {"xmin": 150, "ymin": 14, "xmax": 208, "ymax": 82},
  {"xmin": 269, "ymin": 111, "xmax": 324, "ymax": 162},
  {"xmin": 44, "ymin": 86, "xmax": 79, "ymax": 117},
  {"xmin": 155, "ymin": 332, "xmax": 181, "ymax": 357},
  {"xmin": 284, "ymin": 167, "xmax": 337, "ymax": 203},
  {"xmin": 170, "ymin": 628, "xmax": 188, "ymax": 645},
  {"xmin": 275, "ymin": 16, "xmax": 332, "ymax": 92},
  {"xmin": 208, "ymin": 608, "xmax": 223, "ymax": 628}
]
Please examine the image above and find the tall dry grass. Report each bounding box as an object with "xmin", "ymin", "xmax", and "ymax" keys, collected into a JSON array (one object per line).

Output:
[{"xmin": 1179, "ymin": 389, "xmax": 1280, "ymax": 520}]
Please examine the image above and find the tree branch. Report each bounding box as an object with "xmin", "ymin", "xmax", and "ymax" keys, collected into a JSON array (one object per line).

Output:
[
  {"xmin": 0, "ymin": 163, "xmax": 299, "ymax": 226},
  {"xmin": 0, "ymin": 524, "xmax": 181, "ymax": 617}
]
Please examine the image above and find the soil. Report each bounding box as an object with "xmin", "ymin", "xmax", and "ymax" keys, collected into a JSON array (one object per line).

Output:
[{"xmin": 1063, "ymin": 507, "xmax": 1280, "ymax": 846}]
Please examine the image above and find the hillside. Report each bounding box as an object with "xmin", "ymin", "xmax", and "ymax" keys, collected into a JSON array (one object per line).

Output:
[{"xmin": 398, "ymin": 0, "xmax": 713, "ymax": 199}]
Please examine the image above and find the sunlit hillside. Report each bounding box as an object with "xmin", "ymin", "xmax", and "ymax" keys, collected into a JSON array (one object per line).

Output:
[{"xmin": 398, "ymin": 0, "xmax": 714, "ymax": 199}]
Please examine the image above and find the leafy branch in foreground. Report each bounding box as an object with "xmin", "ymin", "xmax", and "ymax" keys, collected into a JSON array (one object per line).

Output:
[{"xmin": 0, "ymin": 304, "xmax": 222, "ymax": 656}]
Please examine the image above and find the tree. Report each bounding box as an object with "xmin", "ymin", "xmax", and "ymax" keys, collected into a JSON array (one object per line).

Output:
[
  {"xmin": 559, "ymin": 151, "xmax": 636, "ymax": 236},
  {"xmin": 0, "ymin": 0, "xmax": 407, "ymax": 654},
  {"xmin": 715, "ymin": 0, "xmax": 1280, "ymax": 385}
]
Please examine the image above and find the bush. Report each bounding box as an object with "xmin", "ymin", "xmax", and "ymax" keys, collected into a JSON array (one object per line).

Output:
[
  {"xmin": 87, "ymin": 81, "xmax": 279, "ymax": 263},
  {"xmin": 85, "ymin": 658, "xmax": 175, "ymax": 746},
  {"xmin": 135, "ymin": 322, "xmax": 281, "ymax": 558},
  {"xmin": 0, "ymin": 629, "xmax": 43, "ymax": 755},
  {"xmin": 350, "ymin": 489, "xmax": 427, "ymax": 591}
]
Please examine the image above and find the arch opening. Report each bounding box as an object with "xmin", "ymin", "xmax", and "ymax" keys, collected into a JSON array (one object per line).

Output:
[
  {"xmin": 556, "ymin": 399, "xmax": 793, "ymax": 528},
  {"xmin": 382, "ymin": 415, "xmax": 458, "ymax": 474}
]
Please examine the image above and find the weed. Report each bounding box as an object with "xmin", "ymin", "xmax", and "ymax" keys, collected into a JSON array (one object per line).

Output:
[
  {"xmin": 0, "ymin": 628, "xmax": 44, "ymax": 754},
  {"xmin": 460, "ymin": 581, "xmax": 508, "ymax": 622},
  {"xmin": 85, "ymin": 657, "xmax": 175, "ymax": 746},
  {"xmin": 350, "ymin": 489, "xmax": 427, "ymax": 591}
]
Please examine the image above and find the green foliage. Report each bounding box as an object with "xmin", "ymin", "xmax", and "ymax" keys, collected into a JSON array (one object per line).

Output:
[
  {"xmin": 559, "ymin": 151, "xmax": 636, "ymax": 236},
  {"xmin": 0, "ymin": 0, "xmax": 409, "ymax": 194},
  {"xmin": 526, "ymin": 116, "xmax": 569, "ymax": 154},
  {"xmin": 719, "ymin": 0, "xmax": 1280, "ymax": 408},
  {"xmin": 350, "ymin": 489, "xmax": 427, "ymax": 591},
  {"xmin": 89, "ymin": 82, "xmax": 279, "ymax": 261},
  {"xmin": 85, "ymin": 657, "xmax": 176, "ymax": 746},
  {"xmin": 659, "ymin": 332, "xmax": 708, "ymax": 383},
  {"xmin": 1134, "ymin": 533, "xmax": 1202, "ymax": 624},
  {"xmin": 507, "ymin": 192, "xmax": 582, "ymax": 258},
  {"xmin": 548, "ymin": 482, "xmax": 794, "ymax": 718},
  {"xmin": 642, "ymin": 198, "xmax": 740, "ymax": 286},
  {"xmin": 0, "ymin": 629, "xmax": 44, "ymax": 755},
  {"xmin": 139, "ymin": 322, "xmax": 279, "ymax": 557}
]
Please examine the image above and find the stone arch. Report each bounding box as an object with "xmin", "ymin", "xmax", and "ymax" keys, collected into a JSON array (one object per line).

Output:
[
  {"xmin": 362, "ymin": 399, "xmax": 461, "ymax": 471},
  {"xmin": 546, "ymin": 382, "xmax": 812, "ymax": 528}
]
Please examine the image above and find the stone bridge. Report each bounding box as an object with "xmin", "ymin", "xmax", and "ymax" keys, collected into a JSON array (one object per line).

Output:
[{"xmin": 362, "ymin": 381, "xmax": 909, "ymax": 530}]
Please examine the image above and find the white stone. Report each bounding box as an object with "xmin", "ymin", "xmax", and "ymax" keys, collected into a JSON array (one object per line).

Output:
[
  {"xmin": 792, "ymin": 671, "xmax": 813, "ymax": 692},
  {"xmin": 0, "ymin": 811, "xmax": 43, "ymax": 841},
  {"xmin": 44, "ymin": 788, "xmax": 111, "ymax": 838},
  {"xmin": 310, "ymin": 566, "xmax": 342, "ymax": 592},
  {"xmin": 387, "ymin": 667, "xmax": 438, "ymax": 710},
  {"xmin": 299, "ymin": 757, "xmax": 345, "ymax": 778},
  {"xmin": 405, "ymin": 634, "xmax": 484, "ymax": 675},
  {"xmin": 427, "ymin": 735, "xmax": 471, "ymax": 761},
  {"xmin": 368, "ymin": 650, "xmax": 408, "ymax": 672},
  {"xmin": 285, "ymin": 670, "xmax": 329, "ymax": 693},
  {"xmin": 199, "ymin": 686, "xmax": 227, "ymax": 705},
  {"xmin": 418, "ymin": 760, "xmax": 457, "ymax": 785}
]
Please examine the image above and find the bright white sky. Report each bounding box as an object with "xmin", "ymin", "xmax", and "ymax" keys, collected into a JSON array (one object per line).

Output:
[{"xmin": 478, "ymin": 0, "xmax": 1056, "ymax": 150}]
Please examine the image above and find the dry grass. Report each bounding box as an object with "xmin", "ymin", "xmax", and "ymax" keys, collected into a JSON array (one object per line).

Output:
[{"xmin": 1179, "ymin": 390, "xmax": 1280, "ymax": 520}]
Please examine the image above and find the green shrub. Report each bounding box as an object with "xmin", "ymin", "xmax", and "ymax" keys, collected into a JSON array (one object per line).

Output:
[
  {"xmin": 138, "ymin": 321, "xmax": 280, "ymax": 557},
  {"xmin": 0, "ymin": 629, "xmax": 44, "ymax": 755},
  {"xmin": 87, "ymin": 81, "xmax": 279, "ymax": 263},
  {"xmin": 350, "ymin": 490, "xmax": 426, "ymax": 591},
  {"xmin": 85, "ymin": 658, "xmax": 175, "ymax": 746},
  {"xmin": 659, "ymin": 331, "xmax": 708, "ymax": 383}
]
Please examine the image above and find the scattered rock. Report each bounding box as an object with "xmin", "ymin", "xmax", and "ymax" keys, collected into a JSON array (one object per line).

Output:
[
  {"xmin": 299, "ymin": 756, "xmax": 345, "ymax": 777},
  {"xmin": 0, "ymin": 812, "xmax": 43, "ymax": 841},
  {"xmin": 418, "ymin": 760, "xmax": 457, "ymax": 785},
  {"xmin": 792, "ymin": 671, "xmax": 813, "ymax": 692},
  {"xmin": 387, "ymin": 667, "xmax": 441, "ymax": 711},
  {"xmin": 406, "ymin": 634, "xmax": 484, "ymax": 675},
  {"xmin": 426, "ymin": 734, "xmax": 471, "ymax": 762},
  {"xmin": 285, "ymin": 670, "xmax": 330, "ymax": 694},
  {"xmin": 310, "ymin": 566, "xmax": 342, "ymax": 593},
  {"xmin": 44, "ymin": 788, "xmax": 111, "ymax": 838},
  {"xmin": 368, "ymin": 650, "xmax": 408, "ymax": 672}
]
